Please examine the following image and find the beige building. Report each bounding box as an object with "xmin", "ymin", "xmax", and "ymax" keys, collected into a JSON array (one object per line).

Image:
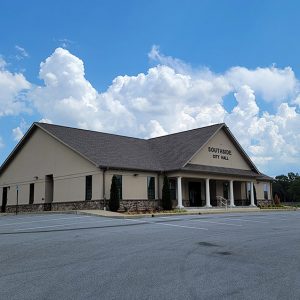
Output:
[{"xmin": 0, "ymin": 122, "xmax": 272, "ymax": 212}]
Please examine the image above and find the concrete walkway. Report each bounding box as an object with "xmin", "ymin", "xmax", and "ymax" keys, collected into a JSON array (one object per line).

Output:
[{"xmin": 76, "ymin": 206, "xmax": 262, "ymax": 219}]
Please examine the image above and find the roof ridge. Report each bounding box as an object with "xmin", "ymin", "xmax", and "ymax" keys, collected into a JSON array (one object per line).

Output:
[{"xmin": 148, "ymin": 123, "xmax": 225, "ymax": 140}]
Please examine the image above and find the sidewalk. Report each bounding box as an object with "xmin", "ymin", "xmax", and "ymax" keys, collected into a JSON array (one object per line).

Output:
[{"xmin": 75, "ymin": 206, "xmax": 261, "ymax": 219}]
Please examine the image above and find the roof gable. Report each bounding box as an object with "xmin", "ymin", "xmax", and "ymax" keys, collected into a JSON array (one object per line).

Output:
[
  {"xmin": 148, "ymin": 123, "xmax": 225, "ymax": 170},
  {"xmin": 188, "ymin": 127, "xmax": 255, "ymax": 171}
]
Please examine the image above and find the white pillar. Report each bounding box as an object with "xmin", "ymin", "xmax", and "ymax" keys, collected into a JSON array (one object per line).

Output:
[
  {"xmin": 229, "ymin": 180, "xmax": 235, "ymax": 207},
  {"xmin": 250, "ymin": 181, "xmax": 256, "ymax": 207},
  {"xmin": 205, "ymin": 178, "xmax": 212, "ymax": 208},
  {"xmin": 177, "ymin": 177, "xmax": 184, "ymax": 209}
]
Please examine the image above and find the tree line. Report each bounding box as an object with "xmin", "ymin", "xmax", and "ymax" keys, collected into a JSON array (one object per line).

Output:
[{"xmin": 273, "ymin": 172, "xmax": 300, "ymax": 203}]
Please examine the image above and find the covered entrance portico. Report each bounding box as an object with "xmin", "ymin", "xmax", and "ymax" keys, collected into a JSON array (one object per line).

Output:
[{"xmin": 171, "ymin": 175, "xmax": 256, "ymax": 209}]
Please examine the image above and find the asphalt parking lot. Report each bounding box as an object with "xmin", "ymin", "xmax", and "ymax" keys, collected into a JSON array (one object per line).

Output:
[{"xmin": 0, "ymin": 211, "xmax": 300, "ymax": 300}]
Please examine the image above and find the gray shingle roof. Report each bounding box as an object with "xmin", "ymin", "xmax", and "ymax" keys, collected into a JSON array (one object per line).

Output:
[
  {"xmin": 37, "ymin": 123, "xmax": 162, "ymax": 171},
  {"xmin": 148, "ymin": 123, "xmax": 225, "ymax": 170},
  {"xmin": 37, "ymin": 122, "xmax": 227, "ymax": 172},
  {"xmin": 1, "ymin": 122, "xmax": 264, "ymax": 179}
]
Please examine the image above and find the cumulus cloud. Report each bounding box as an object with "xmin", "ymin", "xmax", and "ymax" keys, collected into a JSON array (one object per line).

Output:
[
  {"xmin": 12, "ymin": 119, "xmax": 29, "ymax": 141},
  {"xmin": 39, "ymin": 118, "xmax": 53, "ymax": 124},
  {"xmin": 226, "ymin": 66, "xmax": 299, "ymax": 102},
  {"xmin": 29, "ymin": 48, "xmax": 134, "ymax": 133},
  {"xmin": 0, "ymin": 57, "xmax": 31, "ymax": 116},
  {"xmin": 2, "ymin": 46, "xmax": 300, "ymax": 174},
  {"xmin": 12, "ymin": 127, "xmax": 24, "ymax": 141}
]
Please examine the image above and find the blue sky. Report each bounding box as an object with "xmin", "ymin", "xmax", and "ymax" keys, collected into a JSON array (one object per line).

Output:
[{"xmin": 0, "ymin": 0, "xmax": 300, "ymax": 176}]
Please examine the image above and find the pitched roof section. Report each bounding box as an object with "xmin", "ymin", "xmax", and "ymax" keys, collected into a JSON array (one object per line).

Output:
[
  {"xmin": 148, "ymin": 123, "xmax": 225, "ymax": 170},
  {"xmin": 37, "ymin": 123, "xmax": 227, "ymax": 172},
  {"xmin": 37, "ymin": 123, "xmax": 161, "ymax": 171},
  {"xmin": 0, "ymin": 122, "xmax": 261, "ymax": 176}
]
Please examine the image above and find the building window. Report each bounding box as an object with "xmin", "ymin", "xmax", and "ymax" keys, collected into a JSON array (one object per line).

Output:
[
  {"xmin": 114, "ymin": 175, "xmax": 122, "ymax": 200},
  {"xmin": 29, "ymin": 183, "xmax": 34, "ymax": 204},
  {"xmin": 246, "ymin": 182, "xmax": 251, "ymax": 199},
  {"xmin": 264, "ymin": 183, "xmax": 268, "ymax": 200},
  {"xmin": 169, "ymin": 179, "xmax": 176, "ymax": 200},
  {"xmin": 147, "ymin": 176, "xmax": 155, "ymax": 199},
  {"xmin": 85, "ymin": 175, "xmax": 92, "ymax": 200}
]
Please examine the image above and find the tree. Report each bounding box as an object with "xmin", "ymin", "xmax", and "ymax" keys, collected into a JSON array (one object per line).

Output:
[
  {"xmin": 288, "ymin": 177, "xmax": 300, "ymax": 202},
  {"xmin": 162, "ymin": 175, "xmax": 172, "ymax": 210},
  {"xmin": 109, "ymin": 175, "xmax": 120, "ymax": 212},
  {"xmin": 272, "ymin": 173, "xmax": 300, "ymax": 202}
]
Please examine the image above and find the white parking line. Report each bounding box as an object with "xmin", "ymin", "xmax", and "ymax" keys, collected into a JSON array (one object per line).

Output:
[
  {"xmin": 249, "ymin": 216, "xmax": 289, "ymax": 221},
  {"xmin": 0, "ymin": 216, "xmax": 92, "ymax": 227},
  {"xmin": 224, "ymin": 218, "xmax": 268, "ymax": 223},
  {"xmin": 191, "ymin": 220, "xmax": 243, "ymax": 227},
  {"xmin": 124, "ymin": 218, "xmax": 208, "ymax": 231},
  {"xmin": 158, "ymin": 223, "xmax": 208, "ymax": 230},
  {"xmin": 151, "ymin": 216, "xmax": 183, "ymax": 220},
  {"xmin": 14, "ymin": 218, "xmax": 117, "ymax": 231}
]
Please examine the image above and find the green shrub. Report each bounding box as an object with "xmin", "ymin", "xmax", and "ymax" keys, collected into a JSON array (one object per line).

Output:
[
  {"xmin": 162, "ymin": 175, "xmax": 172, "ymax": 210},
  {"xmin": 109, "ymin": 175, "xmax": 120, "ymax": 212}
]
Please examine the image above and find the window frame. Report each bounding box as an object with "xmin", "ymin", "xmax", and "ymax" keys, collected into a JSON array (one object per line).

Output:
[
  {"xmin": 29, "ymin": 183, "xmax": 34, "ymax": 204},
  {"xmin": 85, "ymin": 175, "xmax": 92, "ymax": 201},
  {"xmin": 114, "ymin": 175, "xmax": 122, "ymax": 200},
  {"xmin": 263, "ymin": 183, "xmax": 268, "ymax": 200},
  {"xmin": 169, "ymin": 178, "xmax": 177, "ymax": 200},
  {"xmin": 147, "ymin": 176, "xmax": 155, "ymax": 200}
]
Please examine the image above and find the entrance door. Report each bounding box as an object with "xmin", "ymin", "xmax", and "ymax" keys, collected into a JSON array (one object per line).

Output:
[
  {"xmin": 45, "ymin": 175, "xmax": 54, "ymax": 203},
  {"xmin": 189, "ymin": 182, "xmax": 202, "ymax": 207},
  {"xmin": 1, "ymin": 187, "xmax": 8, "ymax": 213}
]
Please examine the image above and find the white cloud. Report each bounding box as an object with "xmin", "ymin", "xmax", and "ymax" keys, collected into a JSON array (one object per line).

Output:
[
  {"xmin": 57, "ymin": 38, "xmax": 74, "ymax": 49},
  {"xmin": 12, "ymin": 119, "xmax": 29, "ymax": 141},
  {"xmin": 39, "ymin": 118, "xmax": 52, "ymax": 124},
  {"xmin": 0, "ymin": 136, "xmax": 4, "ymax": 148},
  {"xmin": 12, "ymin": 127, "xmax": 24, "ymax": 141},
  {"xmin": 147, "ymin": 120, "xmax": 167, "ymax": 138},
  {"xmin": 4, "ymin": 46, "xmax": 300, "ymax": 174},
  {"xmin": 0, "ymin": 57, "xmax": 31, "ymax": 116},
  {"xmin": 226, "ymin": 66, "xmax": 298, "ymax": 102},
  {"xmin": 148, "ymin": 45, "xmax": 192, "ymax": 74},
  {"xmin": 0, "ymin": 56, "xmax": 7, "ymax": 68},
  {"xmin": 15, "ymin": 45, "xmax": 29, "ymax": 60}
]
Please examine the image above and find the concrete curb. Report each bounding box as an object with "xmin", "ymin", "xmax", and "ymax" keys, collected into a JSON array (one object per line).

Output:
[
  {"xmin": 0, "ymin": 207, "xmax": 298, "ymax": 219},
  {"xmin": 73, "ymin": 208, "xmax": 263, "ymax": 219}
]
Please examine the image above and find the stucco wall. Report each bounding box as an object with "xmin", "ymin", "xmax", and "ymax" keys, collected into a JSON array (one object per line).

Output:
[
  {"xmin": 255, "ymin": 182, "xmax": 271, "ymax": 200},
  {"xmin": 189, "ymin": 129, "xmax": 251, "ymax": 170},
  {"xmin": 104, "ymin": 170, "xmax": 159, "ymax": 200},
  {"xmin": 0, "ymin": 128, "xmax": 101, "ymax": 206}
]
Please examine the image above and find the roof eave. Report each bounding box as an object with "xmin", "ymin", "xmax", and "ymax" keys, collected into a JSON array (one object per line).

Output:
[{"xmin": 165, "ymin": 168, "xmax": 260, "ymax": 178}]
